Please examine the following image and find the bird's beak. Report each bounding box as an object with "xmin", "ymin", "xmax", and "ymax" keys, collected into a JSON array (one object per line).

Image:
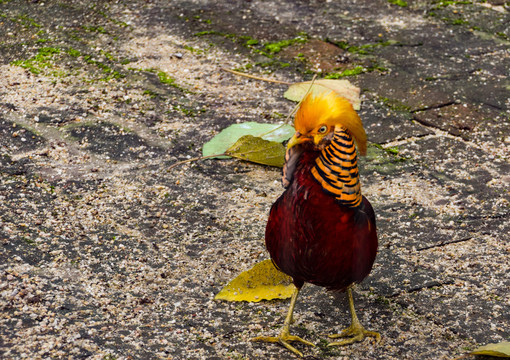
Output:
[{"xmin": 287, "ymin": 132, "xmax": 311, "ymax": 149}]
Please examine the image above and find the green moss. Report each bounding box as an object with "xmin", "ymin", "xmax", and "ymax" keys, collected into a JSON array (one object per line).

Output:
[
  {"xmin": 388, "ymin": 0, "xmax": 408, "ymax": 7},
  {"xmin": 100, "ymin": 50, "xmax": 116, "ymax": 62},
  {"xmin": 93, "ymin": 6, "xmax": 129, "ymax": 28},
  {"xmin": 128, "ymin": 69, "xmax": 189, "ymax": 92},
  {"xmin": 156, "ymin": 71, "xmax": 172, "ymax": 85},
  {"xmin": 171, "ymin": 104, "xmax": 205, "ymax": 117},
  {"xmin": 449, "ymin": 18, "xmax": 469, "ymax": 25},
  {"xmin": 325, "ymin": 66, "xmax": 366, "ymax": 78},
  {"xmin": 233, "ymin": 63, "xmax": 254, "ymax": 72},
  {"xmin": 11, "ymin": 47, "xmax": 61, "ymax": 74},
  {"xmin": 157, "ymin": 71, "xmax": 185, "ymax": 91},
  {"xmin": 386, "ymin": 146, "xmax": 399, "ymax": 155},
  {"xmin": 183, "ymin": 45, "xmax": 204, "ymax": 54},
  {"xmin": 143, "ymin": 89, "xmax": 158, "ymax": 98},
  {"xmin": 13, "ymin": 14, "xmax": 42, "ymax": 28},
  {"xmin": 376, "ymin": 295, "xmax": 391, "ymax": 306},
  {"xmin": 244, "ymin": 38, "xmax": 259, "ymax": 46},
  {"xmin": 194, "ymin": 30, "xmax": 225, "ymax": 37},
  {"xmin": 329, "ymin": 39, "xmax": 397, "ymax": 55},
  {"xmin": 496, "ymin": 32, "xmax": 509, "ymax": 41},
  {"xmin": 371, "ymin": 143, "xmax": 404, "ymax": 159},
  {"xmin": 362, "ymin": 144, "xmax": 408, "ymax": 174},
  {"xmin": 23, "ymin": 237, "xmax": 36, "ymax": 246},
  {"xmin": 317, "ymin": 338, "xmax": 343, "ymax": 356},
  {"xmin": 83, "ymin": 54, "xmax": 124, "ymax": 80},
  {"xmin": 325, "ymin": 63, "xmax": 387, "ymax": 78},
  {"xmin": 432, "ymin": 0, "xmax": 472, "ymax": 9},
  {"xmin": 263, "ymin": 32, "xmax": 308, "ymax": 54},
  {"xmin": 66, "ymin": 47, "xmax": 81, "ymax": 57},
  {"xmin": 83, "ymin": 25, "xmax": 107, "ymax": 34},
  {"xmin": 271, "ymin": 111, "xmax": 285, "ymax": 119},
  {"xmin": 378, "ymin": 96, "xmax": 411, "ymax": 112},
  {"xmin": 68, "ymin": 31, "xmax": 83, "ymax": 42}
]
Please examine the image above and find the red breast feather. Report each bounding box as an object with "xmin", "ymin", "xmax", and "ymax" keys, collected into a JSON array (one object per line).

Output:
[{"xmin": 265, "ymin": 150, "xmax": 378, "ymax": 291}]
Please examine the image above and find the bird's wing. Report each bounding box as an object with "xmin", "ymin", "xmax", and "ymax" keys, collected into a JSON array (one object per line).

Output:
[{"xmin": 282, "ymin": 144, "xmax": 304, "ymax": 188}]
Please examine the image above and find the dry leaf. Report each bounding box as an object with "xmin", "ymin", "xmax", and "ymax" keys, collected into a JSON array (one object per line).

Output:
[
  {"xmin": 284, "ymin": 79, "xmax": 361, "ymax": 110},
  {"xmin": 215, "ymin": 259, "xmax": 295, "ymax": 302},
  {"xmin": 470, "ymin": 341, "xmax": 510, "ymax": 358},
  {"xmin": 225, "ymin": 135, "xmax": 286, "ymax": 167},
  {"xmin": 202, "ymin": 122, "xmax": 294, "ymax": 159}
]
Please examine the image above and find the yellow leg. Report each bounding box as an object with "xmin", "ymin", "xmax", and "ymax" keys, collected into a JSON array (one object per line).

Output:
[
  {"xmin": 328, "ymin": 287, "xmax": 380, "ymax": 347},
  {"xmin": 252, "ymin": 287, "xmax": 315, "ymax": 357}
]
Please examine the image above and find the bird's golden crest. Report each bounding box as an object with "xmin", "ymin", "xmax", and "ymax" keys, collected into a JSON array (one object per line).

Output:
[
  {"xmin": 295, "ymin": 92, "xmax": 367, "ymax": 155},
  {"xmin": 284, "ymin": 92, "xmax": 367, "ymax": 207}
]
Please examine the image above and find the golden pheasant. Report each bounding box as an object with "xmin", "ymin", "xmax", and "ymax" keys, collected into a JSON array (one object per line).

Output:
[{"xmin": 253, "ymin": 92, "xmax": 380, "ymax": 356}]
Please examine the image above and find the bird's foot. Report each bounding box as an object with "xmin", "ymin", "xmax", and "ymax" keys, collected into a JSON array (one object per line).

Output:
[
  {"xmin": 327, "ymin": 321, "xmax": 380, "ymax": 347},
  {"xmin": 252, "ymin": 328, "xmax": 315, "ymax": 357}
]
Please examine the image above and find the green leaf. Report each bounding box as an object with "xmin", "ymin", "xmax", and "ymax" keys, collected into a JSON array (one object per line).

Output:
[
  {"xmin": 471, "ymin": 342, "xmax": 510, "ymax": 358},
  {"xmin": 225, "ymin": 135, "xmax": 286, "ymax": 167},
  {"xmin": 202, "ymin": 122, "xmax": 294, "ymax": 159},
  {"xmin": 284, "ymin": 79, "xmax": 361, "ymax": 110},
  {"xmin": 215, "ymin": 259, "xmax": 295, "ymax": 302}
]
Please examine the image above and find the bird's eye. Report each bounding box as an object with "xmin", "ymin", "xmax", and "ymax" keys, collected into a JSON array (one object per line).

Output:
[{"xmin": 318, "ymin": 125, "xmax": 328, "ymax": 133}]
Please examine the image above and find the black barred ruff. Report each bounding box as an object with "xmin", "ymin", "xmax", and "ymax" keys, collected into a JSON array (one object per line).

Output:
[{"xmin": 311, "ymin": 126, "xmax": 362, "ymax": 207}]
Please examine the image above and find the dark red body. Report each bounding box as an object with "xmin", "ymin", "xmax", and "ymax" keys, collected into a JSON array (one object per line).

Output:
[{"xmin": 266, "ymin": 150, "xmax": 378, "ymax": 290}]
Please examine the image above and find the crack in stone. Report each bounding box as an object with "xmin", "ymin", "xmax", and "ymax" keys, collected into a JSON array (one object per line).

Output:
[
  {"xmin": 410, "ymin": 101, "xmax": 457, "ymax": 114},
  {"xmin": 386, "ymin": 279, "xmax": 456, "ymax": 298},
  {"xmin": 416, "ymin": 237, "xmax": 473, "ymax": 251}
]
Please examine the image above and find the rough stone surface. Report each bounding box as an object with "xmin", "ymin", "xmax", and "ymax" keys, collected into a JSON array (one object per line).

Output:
[{"xmin": 0, "ymin": 1, "xmax": 508, "ymax": 359}]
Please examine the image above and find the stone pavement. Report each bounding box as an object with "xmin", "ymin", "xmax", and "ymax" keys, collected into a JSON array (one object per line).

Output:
[{"xmin": 0, "ymin": 1, "xmax": 508, "ymax": 359}]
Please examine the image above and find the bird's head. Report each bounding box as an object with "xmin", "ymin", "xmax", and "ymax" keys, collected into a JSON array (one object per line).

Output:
[{"xmin": 287, "ymin": 92, "xmax": 367, "ymax": 155}]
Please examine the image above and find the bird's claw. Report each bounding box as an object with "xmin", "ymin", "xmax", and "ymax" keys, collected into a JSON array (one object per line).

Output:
[
  {"xmin": 252, "ymin": 331, "xmax": 315, "ymax": 357},
  {"xmin": 327, "ymin": 323, "xmax": 380, "ymax": 347}
]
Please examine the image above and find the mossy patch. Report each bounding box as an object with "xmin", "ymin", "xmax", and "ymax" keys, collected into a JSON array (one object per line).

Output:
[
  {"xmin": 379, "ymin": 96, "xmax": 412, "ymax": 112},
  {"xmin": 11, "ymin": 14, "xmax": 41, "ymax": 29},
  {"xmin": 387, "ymin": 0, "xmax": 408, "ymax": 7},
  {"xmin": 10, "ymin": 44, "xmax": 126, "ymax": 81},
  {"xmin": 431, "ymin": 1, "xmax": 473, "ymax": 9},
  {"xmin": 82, "ymin": 54, "xmax": 124, "ymax": 81},
  {"xmin": 360, "ymin": 144, "xmax": 409, "ymax": 175},
  {"xmin": 11, "ymin": 47, "xmax": 61, "ymax": 75},
  {"xmin": 325, "ymin": 64, "xmax": 387, "ymax": 78},
  {"xmin": 328, "ymin": 39, "xmax": 397, "ymax": 55},
  {"xmin": 130, "ymin": 68, "xmax": 190, "ymax": 93},
  {"xmin": 263, "ymin": 32, "xmax": 308, "ymax": 54}
]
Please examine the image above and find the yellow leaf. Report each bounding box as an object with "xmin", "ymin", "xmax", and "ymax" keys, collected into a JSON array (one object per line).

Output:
[
  {"xmin": 284, "ymin": 79, "xmax": 361, "ymax": 110},
  {"xmin": 470, "ymin": 341, "xmax": 510, "ymax": 358},
  {"xmin": 225, "ymin": 135, "xmax": 286, "ymax": 167},
  {"xmin": 215, "ymin": 259, "xmax": 296, "ymax": 302}
]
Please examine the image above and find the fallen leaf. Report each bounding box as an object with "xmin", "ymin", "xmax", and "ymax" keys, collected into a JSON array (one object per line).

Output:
[
  {"xmin": 202, "ymin": 122, "xmax": 294, "ymax": 159},
  {"xmin": 225, "ymin": 135, "xmax": 286, "ymax": 167},
  {"xmin": 470, "ymin": 341, "xmax": 510, "ymax": 358},
  {"xmin": 215, "ymin": 259, "xmax": 295, "ymax": 302},
  {"xmin": 284, "ymin": 79, "xmax": 361, "ymax": 110}
]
